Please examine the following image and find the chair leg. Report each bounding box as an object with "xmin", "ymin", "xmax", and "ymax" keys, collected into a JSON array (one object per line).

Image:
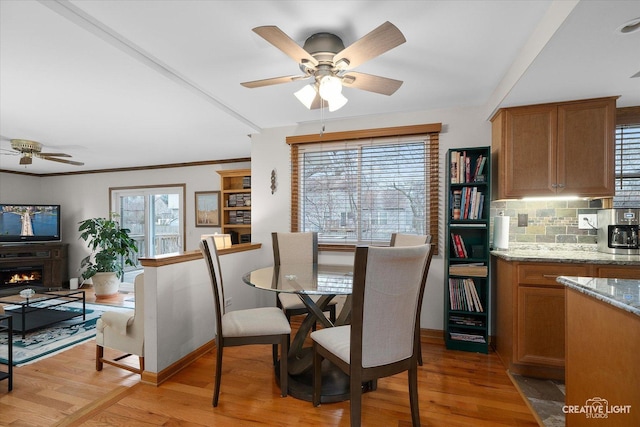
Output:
[
  {"xmin": 415, "ymin": 329, "xmax": 423, "ymax": 366},
  {"xmin": 213, "ymin": 344, "xmax": 223, "ymax": 407},
  {"xmin": 329, "ymin": 304, "xmax": 336, "ymax": 323},
  {"xmin": 139, "ymin": 356, "xmax": 145, "ymax": 373},
  {"xmin": 350, "ymin": 371, "xmax": 363, "ymax": 427},
  {"xmin": 408, "ymin": 364, "xmax": 421, "ymax": 426},
  {"xmin": 312, "ymin": 344, "xmax": 322, "ymax": 407},
  {"xmin": 272, "ymin": 343, "xmax": 278, "ymax": 366},
  {"xmin": 96, "ymin": 345, "xmax": 104, "ymax": 371},
  {"xmin": 279, "ymin": 335, "xmax": 288, "ymax": 397}
]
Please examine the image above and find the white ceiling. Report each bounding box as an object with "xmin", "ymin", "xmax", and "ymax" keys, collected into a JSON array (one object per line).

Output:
[{"xmin": 1, "ymin": 0, "xmax": 638, "ymax": 174}]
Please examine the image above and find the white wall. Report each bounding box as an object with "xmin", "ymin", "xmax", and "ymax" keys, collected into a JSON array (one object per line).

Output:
[{"xmin": 250, "ymin": 105, "xmax": 492, "ymax": 331}]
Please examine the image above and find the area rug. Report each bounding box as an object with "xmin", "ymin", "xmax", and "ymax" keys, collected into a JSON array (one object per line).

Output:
[{"xmin": 0, "ymin": 302, "xmax": 131, "ymax": 366}]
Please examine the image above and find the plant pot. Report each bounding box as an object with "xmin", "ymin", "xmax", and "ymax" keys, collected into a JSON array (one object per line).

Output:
[{"xmin": 91, "ymin": 272, "xmax": 120, "ymax": 298}]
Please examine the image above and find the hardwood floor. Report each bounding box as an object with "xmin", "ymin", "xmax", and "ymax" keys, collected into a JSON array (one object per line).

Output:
[{"xmin": 0, "ymin": 292, "xmax": 538, "ymax": 426}]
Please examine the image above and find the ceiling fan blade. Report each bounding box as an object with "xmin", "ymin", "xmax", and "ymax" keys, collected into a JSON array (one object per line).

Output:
[
  {"xmin": 342, "ymin": 71, "xmax": 403, "ymax": 95},
  {"xmin": 39, "ymin": 155, "xmax": 84, "ymax": 166},
  {"xmin": 334, "ymin": 22, "xmax": 406, "ymax": 69},
  {"xmin": 38, "ymin": 152, "xmax": 71, "ymax": 157},
  {"xmin": 241, "ymin": 74, "xmax": 310, "ymax": 89},
  {"xmin": 0, "ymin": 148, "xmax": 19, "ymax": 155},
  {"xmin": 253, "ymin": 26, "xmax": 319, "ymax": 66}
]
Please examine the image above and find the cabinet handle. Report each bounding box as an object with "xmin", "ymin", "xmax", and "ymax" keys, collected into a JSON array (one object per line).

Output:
[
  {"xmin": 543, "ymin": 274, "xmax": 559, "ymax": 278},
  {"xmin": 551, "ymin": 184, "xmax": 558, "ymax": 188},
  {"xmin": 557, "ymin": 183, "xmax": 565, "ymax": 188}
]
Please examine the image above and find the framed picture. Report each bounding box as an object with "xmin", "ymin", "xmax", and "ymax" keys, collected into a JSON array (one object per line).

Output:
[{"xmin": 195, "ymin": 191, "xmax": 220, "ymax": 227}]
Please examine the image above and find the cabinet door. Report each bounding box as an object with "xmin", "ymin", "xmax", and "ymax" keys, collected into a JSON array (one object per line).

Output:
[
  {"xmin": 516, "ymin": 286, "xmax": 565, "ymax": 368},
  {"xmin": 557, "ymin": 98, "xmax": 616, "ymax": 197},
  {"xmin": 501, "ymin": 105, "xmax": 557, "ymax": 198}
]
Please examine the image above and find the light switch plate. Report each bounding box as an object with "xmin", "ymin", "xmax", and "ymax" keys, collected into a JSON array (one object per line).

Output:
[
  {"xmin": 578, "ymin": 214, "xmax": 598, "ymax": 230},
  {"xmin": 518, "ymin": 213, "xmax": 528, "ymax": 227}
]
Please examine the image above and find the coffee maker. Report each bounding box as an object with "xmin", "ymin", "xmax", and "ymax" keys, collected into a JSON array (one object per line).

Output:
[{"xmin": 597, "ymin": 208, "xmax": 640, "ymax": 255}]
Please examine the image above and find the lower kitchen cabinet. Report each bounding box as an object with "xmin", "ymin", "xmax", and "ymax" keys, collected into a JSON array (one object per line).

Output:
[
  {"xmin": 495, "ymin": 259, "xmax": 589, "ymax": 380},
  {"xmin": 497, "ymin": 260, "xmax": 582, "ymax": 379},
  {"xmin": 495, "ymin": 257, "xmax": 640, "ymax": 380},
  {"xmin": 516, "ymin": 285, "xmax": 565, "ymax": 369}
]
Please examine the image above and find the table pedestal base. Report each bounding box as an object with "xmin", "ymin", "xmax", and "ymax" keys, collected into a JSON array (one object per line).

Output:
[{"xmin": 277, "ymin": 359, "xmax": 375, "ymax": 403}]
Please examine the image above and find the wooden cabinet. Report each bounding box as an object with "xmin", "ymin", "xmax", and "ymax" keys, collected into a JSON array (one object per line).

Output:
[
  {"xmin": 217, "ymin": 169, "xmax": 251, "ymax": 245},
  {"xmin": 565, "ymin": 287, "xmax": 640, "ymax": 427},
  {"xmin": 495, "ymin": 258, "xmax": 640, "ymax": 380},
  {"xmin": 495, "ymin": 260, "xmax": 589, "ymax": 380},
  {"xmin": 491, "ymin": 96, "xmax": 617, "ymax": 199}
]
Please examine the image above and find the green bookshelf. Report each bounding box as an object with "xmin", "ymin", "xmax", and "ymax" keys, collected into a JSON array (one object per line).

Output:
[{"xmin": 445, "ymin": 147, "xmax": 491, "ymax": 353}]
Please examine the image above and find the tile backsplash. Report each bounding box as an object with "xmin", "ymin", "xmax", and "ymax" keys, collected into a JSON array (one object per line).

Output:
[{"xmin": 489, "ymin": 199, "xmax": 603, "ymax": 247}]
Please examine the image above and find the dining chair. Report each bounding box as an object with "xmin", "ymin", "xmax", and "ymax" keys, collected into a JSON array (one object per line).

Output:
[
  {"xmin": 200, "ymin": 237, "xmax": 291, "ymax": 407},
  {"xmin": 311, "ymin": 244, "xmax": 433, "ymax": 427},
  {"xmin": 390, "ymin": 233, "xmax": 432, "ymax": 365},
  {"xmin": 272, "ymin": 232, "xmax": 337, "ymax": 326},
  {"xmin": 95, "ymin": 272, "xmax": 144, "ymax": 375}
]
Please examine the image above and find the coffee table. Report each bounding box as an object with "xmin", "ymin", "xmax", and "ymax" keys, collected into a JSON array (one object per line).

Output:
[{"xmin": 0, "ymin": 290, "xmax": 85, "ymax": 339}]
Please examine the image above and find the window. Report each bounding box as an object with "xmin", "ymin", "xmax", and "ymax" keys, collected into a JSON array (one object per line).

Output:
[
  {"xmin": 288, "ymin": 124, "xmax": 440, "ymax": 251},
  {"xmin": 614, "ymin": 107, "xmax": 640, "ymax": 208},
  {"xmin": 110, "ymin": 185, "xmax": 186, "ymax": 270}
]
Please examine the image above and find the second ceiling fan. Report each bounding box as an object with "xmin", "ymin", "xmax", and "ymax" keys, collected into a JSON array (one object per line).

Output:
[{"xmin": 241, "ymin": 21, "xmax": 406, "ymax": 111}]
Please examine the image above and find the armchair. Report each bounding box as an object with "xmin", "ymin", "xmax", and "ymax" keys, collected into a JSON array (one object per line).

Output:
[{"xmin": 95, "ymin": 272, "xmax": 144, "ymax": 375}]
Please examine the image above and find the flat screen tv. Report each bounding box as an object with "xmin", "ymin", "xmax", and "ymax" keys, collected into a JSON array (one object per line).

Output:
[{"xmin": 0, "ymin": 204, "xmax": 61, "ymax": 242}]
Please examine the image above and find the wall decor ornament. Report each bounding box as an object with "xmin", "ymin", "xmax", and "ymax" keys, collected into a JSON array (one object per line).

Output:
[{"xmin": 271, "ymin": 169, "xmax": 277, "ymax": 194}]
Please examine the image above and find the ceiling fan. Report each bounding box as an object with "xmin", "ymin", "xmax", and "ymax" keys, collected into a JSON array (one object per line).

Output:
[
  {"xmin": 241, "ymin": 22, "xmax": 406, "ymax": 112},
  {"xmin": 0, "ymin": 138, "xmax": 84, "ymax": 166}
]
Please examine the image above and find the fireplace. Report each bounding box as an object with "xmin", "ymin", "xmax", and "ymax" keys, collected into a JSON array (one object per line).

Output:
[
  {"xmin": 0, "ymin": 265, "xmax": 44, "ymax": 289},
  {"xmin": 0, "ymin": 243, "xmax": 68, "ymax": 291}
]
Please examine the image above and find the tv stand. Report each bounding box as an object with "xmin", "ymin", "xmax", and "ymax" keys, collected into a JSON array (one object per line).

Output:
[{"xmin": 0, "ymin": 243, "xmax": 68, "ymax": 291}]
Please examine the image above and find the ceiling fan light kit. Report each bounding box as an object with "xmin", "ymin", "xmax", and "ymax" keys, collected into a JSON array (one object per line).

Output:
[
  {"xmin": 242, "ymin": 22, "xmax": 406, "ymax": 113},
  {"xmin": 294, "ymin": 84, "xmax": 317, "ymax": 109}
]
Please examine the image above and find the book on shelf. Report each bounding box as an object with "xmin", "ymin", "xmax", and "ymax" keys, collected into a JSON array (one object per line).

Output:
[
  {"xmin": 449, "ymin": 264, "xmax": 488, "ymax": 277},
  {"xmin": 448, "ymin": 278, "xmax": 484, "ymax": 312},
  {"xmin": 450, "ymin": 153, "xmax": 459, "ymax": 184},
  {"xmin": 451, "ymin": 190, "xmax": 462, "ymax": 220},
  {"xmin": 458, "ymin": 187, "xmax": 484, "ymax": 220},
  {"xmin": 450, "ymin": 233, "xmax": 468, "ymax": 258},
  {"xmin": 449, "ymin": 332, "xmax": 486, "ymax": 343},
  {"xmin": 451, "ymin": 151, "xmax": 487, "ymax": 185},
  {"xmin": 465, "ymin": 155, "xmax": 471, "ymax": 183},
  {"xmin": 450, "ymin": 315, "xmax": 484, "ymax": 327}
]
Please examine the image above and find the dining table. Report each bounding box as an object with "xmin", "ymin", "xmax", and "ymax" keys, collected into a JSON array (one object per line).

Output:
[{"xmin": 242, "ymin": 263, "xmax": 374, "ymax": 403}]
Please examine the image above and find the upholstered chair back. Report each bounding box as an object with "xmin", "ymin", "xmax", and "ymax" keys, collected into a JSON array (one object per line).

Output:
[
  {"xmin": 272, "ymin": 232, "xmax": 318, "ymax": 265},
  {"xmin": 200, "ymin": 237, "xmax": 225, "ymax": 338},
  {"xmin": 353, "ymin": 245, "xmax": 431, "ymax": 368},
  {"xmin": 390, "ymin": 233, "xmax": 432, "ymax": 247}
]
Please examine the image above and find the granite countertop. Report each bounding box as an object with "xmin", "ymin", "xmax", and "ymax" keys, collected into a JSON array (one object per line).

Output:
[
  {"xmin": 557, "ymin": 276, "xmax": 640, "ymax": 317},
  {"xmin": 490, "ymin": 244, "xmax": 640, "ymax": 265}
]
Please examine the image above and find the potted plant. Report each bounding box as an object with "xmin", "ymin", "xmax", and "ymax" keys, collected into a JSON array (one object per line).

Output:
[{"xmin": 78, "ymin": 213, "xmax": 138, "ymax": 297}]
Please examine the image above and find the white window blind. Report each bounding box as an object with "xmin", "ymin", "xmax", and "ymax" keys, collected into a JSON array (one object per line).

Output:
[
  {"xmin": 295, "ymin": 135, "xmax": 437, "ymax": 245},
  {"xmin": 614, "ymin": 124, "xmax": 640, "ymax": 208}
]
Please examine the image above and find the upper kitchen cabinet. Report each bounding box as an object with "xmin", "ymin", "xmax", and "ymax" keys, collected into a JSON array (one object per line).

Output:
[{"xmin": 491, "ymin": 96, "xmax": 617, "ymax": 199}]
